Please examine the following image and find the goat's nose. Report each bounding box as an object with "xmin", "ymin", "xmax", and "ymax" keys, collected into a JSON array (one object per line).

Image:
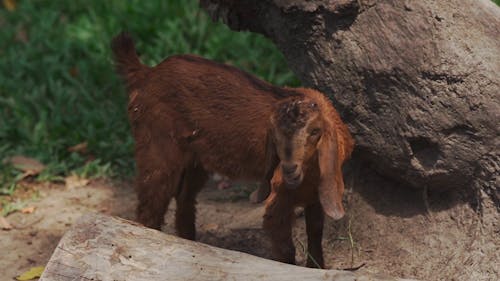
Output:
[{"xmin": 282, "ymin": 163, "xmax": 298, "ymax": 175}]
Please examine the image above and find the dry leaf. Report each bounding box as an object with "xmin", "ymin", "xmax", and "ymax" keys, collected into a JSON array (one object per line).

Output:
[
  {"xmin": 202, "ymin": 223, "xmax": 219, "ymax": 232},
  {"xmin": 16, "ymin": 266, "xmax": 45, "ymax": 281},
  {"xmin": 3, "ymin": 0, "xmax": 16, "ymax": 11},
  {"xmin": 15, "ymin": 27, "xmax": 28, "ymax": 43},
  {"xmin": 0, "ymin": 216, "xmax": 13, "ymax": 230},
  {"xmin": 18, "ymin": 170, "xmax": 39, "ymax": 181},
  {"xmin": 4, "ymin": 156, "xmax": 45, "ymax": 175},
  {"xmin": 69, "ymin": 66, "xmax": 80, "ymax": 78},
  {"xmin": 21, "ymin": 206, "xmax": 36, "ymax": 214},
  {"xmin": 68, "ymin": 141, "xmax": 87, "ymax": 153},
  {"xmin": 65, "ymin": 174, "xmax": 89, "ymax": 189}
]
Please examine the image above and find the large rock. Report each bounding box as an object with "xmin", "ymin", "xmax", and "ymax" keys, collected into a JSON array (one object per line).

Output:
[{"xmin": 200, "ymin": 0, "xmax": 500, "ymax": 206}]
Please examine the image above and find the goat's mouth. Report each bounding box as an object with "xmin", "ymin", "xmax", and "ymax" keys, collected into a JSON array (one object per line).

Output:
[{"xmin": 283, "ymin": 171, "xmax": 304, "ymax": 189}]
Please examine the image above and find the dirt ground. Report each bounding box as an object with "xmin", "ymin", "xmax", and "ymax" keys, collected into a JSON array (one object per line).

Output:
[{"xmin": 1, "ymin": 163, "xmax": 498, "ymax": 281}]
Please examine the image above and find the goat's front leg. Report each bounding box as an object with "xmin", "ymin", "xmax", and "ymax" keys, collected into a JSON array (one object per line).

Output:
[
  {"xmin": 263, "ymin": 192, "xmax": 295, "ymax": 264},
  {"xmin": 305, "ymin": 201, "xmax": 325, "ymax": 268}
]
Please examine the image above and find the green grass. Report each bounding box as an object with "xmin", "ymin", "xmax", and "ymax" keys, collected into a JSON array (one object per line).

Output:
[{"xmin": 0, "ymin": 0, "xmax": 299, "ymax": 184}]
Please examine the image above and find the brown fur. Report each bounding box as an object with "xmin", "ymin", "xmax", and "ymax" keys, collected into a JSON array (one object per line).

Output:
[{"xmin": 111, "ymin": 32, "xmax": 354, "ymax": 268}]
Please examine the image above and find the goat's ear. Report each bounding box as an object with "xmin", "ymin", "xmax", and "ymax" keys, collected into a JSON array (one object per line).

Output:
[{"xmin": 317, "ymin": 130, "xmax": 345, "ymax": 220}]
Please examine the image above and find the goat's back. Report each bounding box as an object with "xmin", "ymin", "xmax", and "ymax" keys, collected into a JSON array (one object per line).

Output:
[{"xmin": 128, "ymin": 55, "xmax": 301, "ymax": 178}]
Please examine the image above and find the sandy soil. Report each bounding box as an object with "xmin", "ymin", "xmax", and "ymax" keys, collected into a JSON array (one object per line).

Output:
[{"xmin": 1, "ymin": 163, "xmax": 498, "ymax": 281}]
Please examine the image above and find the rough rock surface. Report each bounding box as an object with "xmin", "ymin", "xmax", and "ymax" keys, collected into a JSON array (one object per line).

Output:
[{"xmin": 200, "ymin": 0, "xmax": 500, "ymax": 208}]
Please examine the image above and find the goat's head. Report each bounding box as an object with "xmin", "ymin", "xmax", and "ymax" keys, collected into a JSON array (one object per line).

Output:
[
  {"xmin": 270, "ymin": 99, "xmax": 323, "ymax": 188},
  {"xmin": 268, "ymin": 97, "xmax": 347, "ymax": 220}
]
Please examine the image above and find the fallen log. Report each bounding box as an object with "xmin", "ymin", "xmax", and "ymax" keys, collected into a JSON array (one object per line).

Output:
[{"xmin": 40, "ymin": 213, "xmax": 416, "ymax": 281}]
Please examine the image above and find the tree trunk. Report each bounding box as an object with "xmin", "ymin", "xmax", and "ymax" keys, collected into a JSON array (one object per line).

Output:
[
  {"xmin": 39, "ymin": 213, "xmax": 416, "ymax": 281},
  {"xmin": 200, "ymin": 0, "xmax": 500, "ymax": 208}
]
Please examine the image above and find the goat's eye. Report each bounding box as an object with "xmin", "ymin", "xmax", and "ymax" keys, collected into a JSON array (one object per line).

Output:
[{"xmin": 310, "ymin": 128, "xmax": 321, "ymax": 136}]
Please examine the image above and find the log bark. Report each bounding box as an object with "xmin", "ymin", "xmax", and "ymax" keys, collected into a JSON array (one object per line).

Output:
[
  {"xmin": 40, "ymin": 213, "xmax": 416, "ymax": 281},
  {"xmin": 200, "ymin": 0, "xmax": 500, "ymax": 207}
]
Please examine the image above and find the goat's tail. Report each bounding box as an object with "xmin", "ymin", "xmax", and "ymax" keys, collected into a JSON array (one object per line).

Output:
[{"xmin": 111, "ymin": 32, "xmax": 147, "ymax": 88}]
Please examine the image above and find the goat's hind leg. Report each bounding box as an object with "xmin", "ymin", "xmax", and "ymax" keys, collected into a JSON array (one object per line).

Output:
[
  {"xmin": 175, "ymin": 164, "xmax": 208, "ymax": 240},
  {"xmin": 136, "ymin": 169, "xmax": 179, "ymax": 230},
  {"xmin": 135, "ymin": 143, "xmax": 184, "ymax": 230}
]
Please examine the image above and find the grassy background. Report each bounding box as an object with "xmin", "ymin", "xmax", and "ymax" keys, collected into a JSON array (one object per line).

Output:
[{"xmin": 0, "ymin": 0, "xmax": 299, "ymax": 185}]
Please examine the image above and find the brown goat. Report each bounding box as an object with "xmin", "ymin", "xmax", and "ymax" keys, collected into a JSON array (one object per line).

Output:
[
  {"xmin": 264, "ymin": 95, "xmax": 354, "ymax": 267},
  {"xmin": 111, "ymin": 32, "xmax": 354, "ymax": 268}
]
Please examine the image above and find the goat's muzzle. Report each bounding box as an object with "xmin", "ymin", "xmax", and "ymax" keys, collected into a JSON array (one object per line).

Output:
[{"xmin": 281, "ymin": 163, "xmax": 303, "ymax": 189}]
